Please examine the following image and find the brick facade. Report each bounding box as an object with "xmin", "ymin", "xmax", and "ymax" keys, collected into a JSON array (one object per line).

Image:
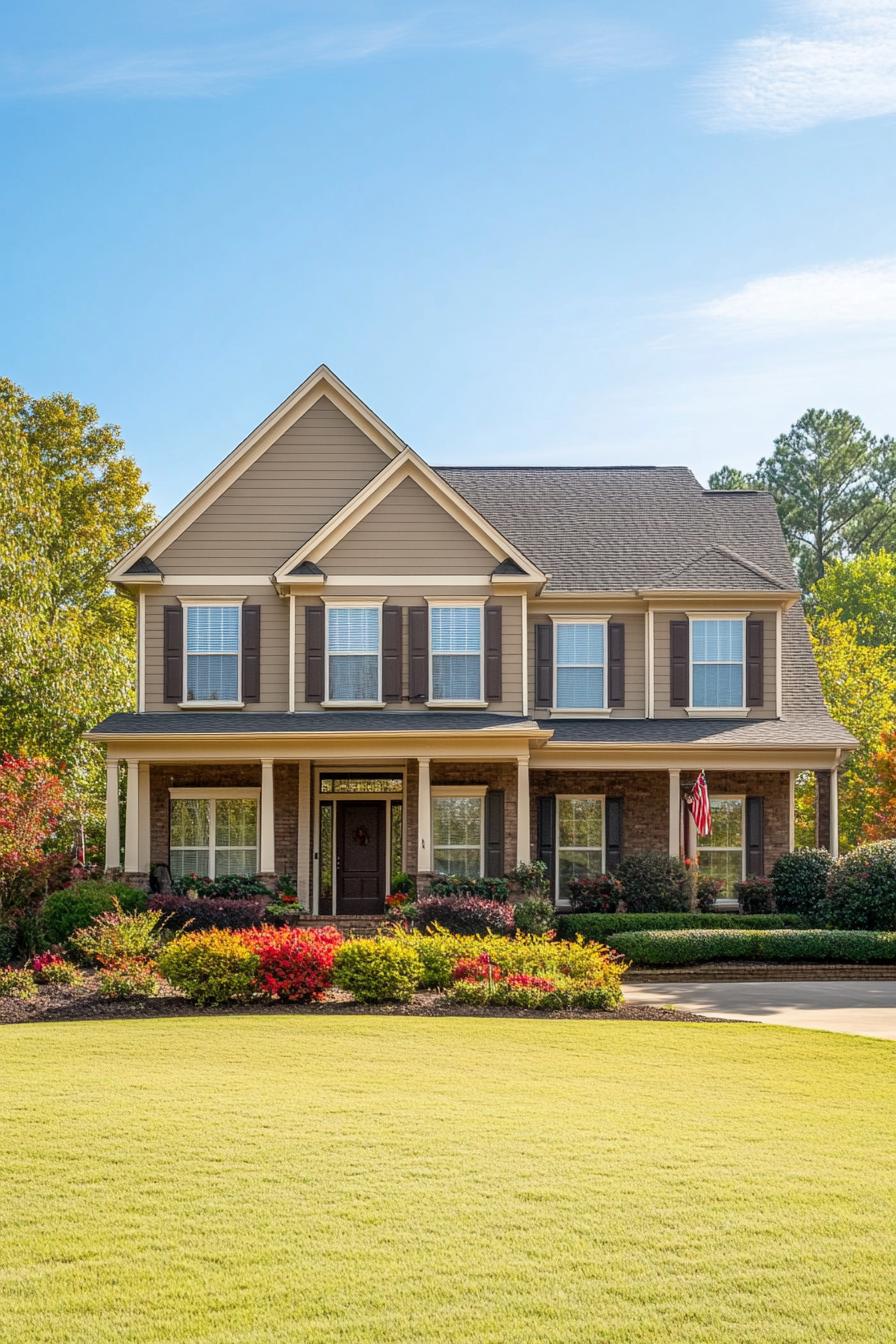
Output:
[{"xmin": 815, "ymin": 769, "xmax": 832, "ymax": 850}]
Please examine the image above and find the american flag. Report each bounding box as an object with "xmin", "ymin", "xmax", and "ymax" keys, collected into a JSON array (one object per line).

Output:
[{"xmin": 686, "ymin": 771, "xmax": 712, "ymax": 837}]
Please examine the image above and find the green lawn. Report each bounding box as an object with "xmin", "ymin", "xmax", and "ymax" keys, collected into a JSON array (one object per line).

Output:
[{"xmin": 1, "ymin": 1018, "xmax": 895, "ymax": 1344}]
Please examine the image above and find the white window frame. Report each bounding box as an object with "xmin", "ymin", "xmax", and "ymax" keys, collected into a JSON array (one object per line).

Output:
[
  {"xmin": 430, "ymin": 785, "xmax": 487, "ymax": 878},
  {"xmin": 180, "ymin": 598, "xmax": 245, "ymax": 708},
  {"xmin": 696, "ymin": 793, "xmax": 746, "ymax": 890},
  {"xmin": 427, "ymin": 599, "xmax": 487, "ymax": 708},
  {"xmin": 168, "ymin": 787, "xmax": 260, "ymax": 880},
  {"xmin": 555, "ymin": 794, "xmax": 605, "ymax": 906},
  {"xmin": 551, "ymin": 617, "xmax": 610, "ymax": 715},
  {"xmin": 688, "ymin": 613, "xmax": 747, "ymax": 715},
  {"xmin": 322, "ymin": 599, "xmax": 385, "ymax": 708}
]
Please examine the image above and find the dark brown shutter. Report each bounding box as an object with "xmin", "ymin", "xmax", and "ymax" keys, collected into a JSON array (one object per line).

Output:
[
  {"xmin": 535, "ymin": 623, "xmax": 553, "ymax": 709},
  {"xmin": 537, "ymin": 794, "xmax": 556, "ymax": 897},
  {"xmin": 605, "ymin": 796, "xmax": 623, "ymax": 872},
  {"xmin": 670, "ymin": 619, "xmax": 689, "ymax": 707},
  {"xmin": 484, "ymin": 605, "xmax": 502, "ymax": 701},
  {"xmin": 382, "ymin": 606, "xmax": 402, "ymax": 702},
  {"xmin": 408, "ymin": 606, "xmax": 428, "ymax": 702},
  {"xmin": 242, "ymin": 605, "xmax": 260, "ymax": 703},
  {"xmin": 485, "ymin": 789, "xmax": 505, "ymax": 877},
  {"xmin": 163, "ymin": 606, "xmax": 183, "ymax": 703},
  {"xmin": 746, "ymin": 619, "xmax": 764, "ymax": 707},
  {"xmin": 305, "ymin": 605, "xmax": 324, "ymax": 703},
  {"xmin": 746, "ymin": 796, "xmax": 764, "ymax": 875},
  {"xmin": 608, "ymin": 622, "xmax": 625, "ymax": 708}
]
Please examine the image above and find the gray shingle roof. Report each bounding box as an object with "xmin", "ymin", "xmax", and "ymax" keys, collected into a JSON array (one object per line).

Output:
[
  {"xmin": 542, "ymin": 715, "xmax": 855, "ymax": 747},
  {"xmin": 652, "ymin": 545, "xmax": 789, "ymax": 591},
  {"xmin": 436, "ymin": 467, "xmax": 798, "ymax": 593}
]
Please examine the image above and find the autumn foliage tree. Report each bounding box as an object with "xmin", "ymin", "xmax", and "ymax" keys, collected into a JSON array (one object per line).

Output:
[
  {"xmin": 860, "ymin": 731, "xmax": 896, "ymax": 842},
  {"xmin": 0, "ymin": 754, "xmax": 66, "ymax": 920}
]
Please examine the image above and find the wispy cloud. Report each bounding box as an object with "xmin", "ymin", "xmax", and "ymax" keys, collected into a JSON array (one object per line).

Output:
[
  {"xmin": 0, "ymin": 8, "xmax": 666, "ymax": 100},
  {"xmin": 698, "ymin": 0, "xmax": 896, "ymax": 132},
  {"xmin": 694, "ymin": 257, "xmax": 896, "ymax": 327}
]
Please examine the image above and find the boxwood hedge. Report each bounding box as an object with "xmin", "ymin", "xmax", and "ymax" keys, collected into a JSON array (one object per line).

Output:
[
  {"xmin": 607, "ymin": 927, "xmax": 896, "ymax": 966},
  {"xmin": 556, "ymin": 912, "xmax": 802, "ymax": 942}
]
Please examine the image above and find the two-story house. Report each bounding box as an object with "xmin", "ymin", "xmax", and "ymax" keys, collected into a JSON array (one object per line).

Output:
[{"xmin": 90, "ymin": 367, "xmax": 855, "ymax": 914}]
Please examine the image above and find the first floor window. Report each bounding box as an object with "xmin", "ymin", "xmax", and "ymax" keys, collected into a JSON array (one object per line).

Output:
[
  {"xmin": 555, "ymin": 622, "xmax": 605, "ymax": 709},
  {"xmin": 185, "ymin": 604, "xmax": 241, "ymax": 702},
  {"xmin": 556, "ymin": 796, "xmax": 604, "ymax": 897},
  {"xmin": 169, "ymin": 795, "xmax": 258, "ymax": 879},
  {"xmin": 327, "ymin": 605, "xmax": 380, "ymax": 702},
  {"xmin": 430, "ymin": 606, "xmax": 482, "ymax": 701},
  {"xmin": 691, "ymin": 619, "xmax": 744, "ymax": 708},
  {"xmin": 432, "ymin": 793, "xmax": 483, "ymax": 878},
  {"xmin": 697, "ymin": 797, "xmax": 744, "ymax": 893}
]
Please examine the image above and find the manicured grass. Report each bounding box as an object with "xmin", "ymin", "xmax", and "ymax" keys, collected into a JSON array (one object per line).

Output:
[{"xmin": 1, "ymin": 1018, "xmax": 895, "ymax": 1343}]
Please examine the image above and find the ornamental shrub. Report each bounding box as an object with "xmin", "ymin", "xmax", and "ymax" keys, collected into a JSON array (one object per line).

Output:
[
  {"xmin": 556, "ymin": 912, "xmax": 802, "ymax": 941},
  {"xmin": 413, "ymin": 894, "xmax": 515, "ymax": 936},
  {"xmin": 566, "ymin": 874, "xmax": 622, "ymax": 913},
  {"xmin": 826, "ymin": 841, "xmax": 896, "ymax": 930},
  {"xmin": 771, "ymin": 848, "xmax": 833, "ymax": 923},
  {"xmin": 735, "ymin": 876, "xmax": 776, "ymax": 914},
  {"xmin": 263, "ymin": 899, "xmax": 308, "ymax": 927},
  {"xmin": 695, "ymin": 876, "xmax": 725, "ymax": 912},
  {"xmin": 615, "ymin": 853, "xmax": 689, "ymax": 912},
  {"xmin": 607, "ymin": 927, "xmax": 896, "ymax": 966},
  {"xmin": 332, "ymin": 939, "xmax": 422, "ymax": 1003},
  {"xmin": 31, "ymin": 953, "xmax": 82, "ymax": 986},
  {"xmin": 41, "ymin": 881, "xmax": 147, "ymax": 947},
  {"xmin": 148, "ymin": 893, "xmax": 264, "ymax": 931},
  {"xmin": 0, "ymin": 966, "xmax": 37, "ymax": 999},
  {"xmin": 98, "ymin": 958, "xmax": 159, "ymax": 999},
  {"xmin": 428, "ymin": 875, "xmax": 510, "ymax": 902},
  {"xmin": 158, "ymin": 929, "xmax": 260, "ymax": 1006},
  {"xmin": 70, "ymin": 905, "xmax": 166, "ymax": 968},
  {"xmin": 0, "ymin": 921, "xmax": 17, "ymax": 964},
  {"xmin": 239, "ymin": 925, "xmax": 342, "ymax": 1001},
  {"xmin": 513, "ymin": 896, "xmax": 555, "ymax": 935},
  {"xmin": 171, "ymin": 873, "xmax": 270, "ymax": 900},
  {"xmin": 448, "ymin": 969, "xmax": 621, "ymax": 1011}
]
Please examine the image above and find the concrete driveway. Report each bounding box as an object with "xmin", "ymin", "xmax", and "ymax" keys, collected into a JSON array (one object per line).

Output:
[{"xmin": 624, "ymin": 980, "xmax": 896, "ymax": 1040}]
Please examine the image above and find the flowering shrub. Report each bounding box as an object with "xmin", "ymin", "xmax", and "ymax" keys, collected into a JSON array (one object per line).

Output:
[
  {"xmin": 0, "ymin": 966, "xmax": 37, "ymax": 999},
  {"xmin": 239, "ymin": 925, "xmax": 342, "ymax": 1002},
  {"xmin": 413, "ymin": 894, "xmax": 515, "ymax": 936},
  {"xmin": 158, "ymin": 929, "xmax": 260, "ymax": 1006},
  {"xmin": 70, "ymin": 904, "xmax": 166, "ymax": 967},
  {"xmin": 567, "ymin": 874, "xmax": 622, "ymax": 913},
  {"xmin": 31, "ymin": 952, "xmax": 82, "ymax": 986},
  {"xmin": 735, "ymin": 876, "xmax": 775, "ymax": 914},
  {"xmin": 148, "ymin": 893, "xmax": 263, "ymax": 931},
  {"xmin": 448, "ymin": 965, "xmax": 621, "ymax": 1011},
  {"xmin": 41, "ymin": 881, "xmax": 147, "ymax": 946},
  {"xmin": 771, "ymin": 848, "xmax": 834, "ymax": 924},
  {"xmin": 826, "ymin": 841, "xmax": 896, "ymax": 930},
  {"xmin": 332, "ymin": 938, "xmax": 422, "ymax": 1003},
  {"xmin": 98, "ymin": 959, "xmax": 159, "ymax": 999}
]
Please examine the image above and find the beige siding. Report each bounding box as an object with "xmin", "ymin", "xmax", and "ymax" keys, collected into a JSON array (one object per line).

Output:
[
  {"xmin": 319, "ymin": 478, "xmax": 496, "ymax": 575},
  {"xmin": 526, "ymin": 611, "xmax": 646, "ymax": 717},
  {"xmin": 653, "ymin": 610, "xmax": 777, "ymax": 718},
  {"xmin": 144, "ymin": 586, "xmax": 288, "ymax": 712},
  {"xmin": 293, "ymin": 594, "xmax": 522, "ymax": 713},
  {"xmin": 154, "ymin": 398, "xmax": 388, "ymax": 574}
]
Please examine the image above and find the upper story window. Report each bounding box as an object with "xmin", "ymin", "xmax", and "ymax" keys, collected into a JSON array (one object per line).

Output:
[
  {"xmin": 185, "ymin": 604, "xmax": 241, "ymax": 703},
  {"xmin": 430, "ymin": 605, "xmax": 483, "ymax": 703},
  {"xmin": 691, "ymin": 619, "xmax": 744, "ymax": 709},
  {"xmin": 554, "ymin": 621, "xmax": 605, "ymax": 710},
  {"xmin": 326, "ymin": 605, "xmax": 381, "ymax": 704}
]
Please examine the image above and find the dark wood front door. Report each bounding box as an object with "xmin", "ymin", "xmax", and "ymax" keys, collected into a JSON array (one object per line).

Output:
[{"xmin": 336, "ymin": 801, "xmax": 386, "ymax": 914}]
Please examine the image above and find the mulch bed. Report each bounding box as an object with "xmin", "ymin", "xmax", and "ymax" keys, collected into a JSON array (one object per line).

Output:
[{"xmin": 0, "ymin": 976, "xmax": 723, "ymax": 1026}]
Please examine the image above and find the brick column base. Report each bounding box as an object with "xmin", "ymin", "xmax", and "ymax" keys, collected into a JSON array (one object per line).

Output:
[{"xmin": 122, "ymin": 872, "xmax": 150, "ymax": 892}]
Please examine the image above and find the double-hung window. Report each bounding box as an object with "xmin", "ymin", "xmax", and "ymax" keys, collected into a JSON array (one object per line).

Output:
[
  {"xmin": 431, "ymin": 788, "xmax": 485, "ymax": 878},
  {"xmin": 554, "ymin": 621, "xmax": 606, "ymax": 710},
  {"xmin": 169, "ymin": 792, "xmax": 258, "ymax": 879},
  {"xmin": 326, "ymin": 605, "xmax": 381, "ymax": 704},
  {"xmin": 185, "ymin": 604, "xmax": 241, "ymax": 703},
  {"xmin": 691, "ymin": 619, "xmax": 744, "ymax": 709},
  {"xmin": 430, "ymin": 605, "xmax": 483, "ymax": 703},
  {"xmin": 556, "ymin": 796, "xmax": 605, "ymax": 898},
  {"xmin": 697, "ymin": 797, "xmax": 744, "ymax": 893}
]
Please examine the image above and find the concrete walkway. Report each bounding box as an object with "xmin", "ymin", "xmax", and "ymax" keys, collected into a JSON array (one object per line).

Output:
[{"xmin": 624, "ymin": 980, "xmax": 896, "ymax": 1040}]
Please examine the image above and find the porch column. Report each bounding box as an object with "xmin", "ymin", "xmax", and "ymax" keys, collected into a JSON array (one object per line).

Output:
[
  {"xmin": 516, "ymin": 755, "xmax": 530, "ymax": 865},
  {"xmin": 259, "ymin": 758, "xmax": 276, "ymax": 875},
  {"xmin": 830, "ymin": 768, "xmax": 840, "ymax": 860},
  {"xmin": 137, "ymin": 763, "xmax": 151, "ymax": 874},
  {"xmin": 104, "ymin": 755, "xmax": 120, "ymax": 871},
  {"xmin": 123, "ymin": 758, "xmax": 140, "ymax": 873},
  {"xmin": 417, "ymin": 757, "xmax": 431, "ymax": 874},
  {"xmin": 668, "ymin": 768, "xmax": 681, "ymax": 858},
  {"xmin": 296, "ymin": 760, "xmax": 311, "ymax": 903}
]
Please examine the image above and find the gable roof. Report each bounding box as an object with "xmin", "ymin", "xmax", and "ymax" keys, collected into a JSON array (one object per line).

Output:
[
  {"xmin": 651, "ymin": 545, "xmax": 790, "ymax": 592},
  {"xmin": 273, "ymin": 449, "xmax": 546, "ymax": 584},
  {"xmin": 109, "ymin": 366, "xmax": 407, "ymax": 582},
  {"xmin": 437, "ymin": 468, "xmax": 799, "ymax": 593}
]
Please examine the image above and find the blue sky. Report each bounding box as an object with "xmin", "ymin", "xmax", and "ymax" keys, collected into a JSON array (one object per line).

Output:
[{"xmin": 3, "ymin": 0, "xmax": 896, "ymax": 514}]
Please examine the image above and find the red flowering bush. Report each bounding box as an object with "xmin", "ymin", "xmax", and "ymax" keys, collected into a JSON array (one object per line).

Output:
[
  {"xmin": 504, "ymin": 972, "xmax": 557, "ymax": 993},
  {"xmin": 451, "ymin": 953, "xmax": 500, "ymax": 982},
  {"xmin": 32, "ymin": 952, "xmax": 82, "ymax": 986},
  {"xmin": 239, "ymin": 925, "xmax": 343, "ymax": 1001}
]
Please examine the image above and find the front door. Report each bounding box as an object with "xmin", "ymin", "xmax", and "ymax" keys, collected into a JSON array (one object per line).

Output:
[{"xmin": 336, "ymin": 801, "xmax": 386, "ymax": 914}]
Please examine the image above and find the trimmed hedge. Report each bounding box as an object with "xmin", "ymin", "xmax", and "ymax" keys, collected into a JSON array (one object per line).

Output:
[
  {"xmin": 556, "ymin": 913, "xmax": 802, "ymax": 941},
  {"xmin": 607, "ymin": 928, "xmax": 896, "ymax": 967},
  {"xmin": 827, "ymin": 841, "xmax": 896, "ymax": 930},
  {"xmin": 41, "ymin": 881, "xmax": 148, "ymax": 947}
]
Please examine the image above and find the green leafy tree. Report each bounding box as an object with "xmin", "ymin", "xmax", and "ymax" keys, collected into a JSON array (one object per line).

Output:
[
  {"xmin": 709, "ymin": 409, "xmax": 896, "ymax": 589},
  {"xmin": 0, "ymin": 378, "xmax": 154, "ymax": 821},
  {"xmin": 810, "ymin": 551, "xmax": 896, "ymax": 649}
]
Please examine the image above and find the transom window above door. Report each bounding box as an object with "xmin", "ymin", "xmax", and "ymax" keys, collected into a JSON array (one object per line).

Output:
[
  {"xmin": 430, "ymin": 605, "xmax": 483, "ymax": 703},
  {"xmin": 554, "ymin": 621, "xmax": 606, "ymax": 710},
  {"xmin": 185, "ymin": 604, "xmax": 241, "ymax": 704},
  {"xmin": 691, "ymin": 619, "xmax": 744, "ymax": 709},
  {"xmin": 325, "ymin": 604, "xmax": 381, "ymax": 705}
]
